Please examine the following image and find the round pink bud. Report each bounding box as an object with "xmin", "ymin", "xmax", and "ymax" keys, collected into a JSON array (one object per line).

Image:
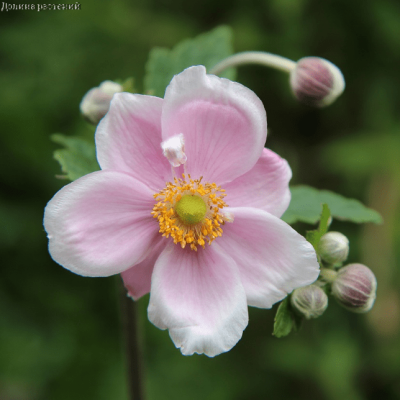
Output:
[
  {"xmin": 332, "ymin": 263, "xmax": 377, "ymax": 313},
  {"xmin": 290, "ymin": 57, "xmax": 345, "ymax": 107},
  {"xmin": 80, "ymin": 80, "xmax": 123, "ymax": 124},
  {"xmin": 319, "ymin": 231, "xmax": 349, "ymax": 265},
  {"xmin": 291, "ymin": 285, "xmax": 328, "ymax": 319}
]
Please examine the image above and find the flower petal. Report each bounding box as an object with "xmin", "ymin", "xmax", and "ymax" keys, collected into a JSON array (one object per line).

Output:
[
  {"xmin": 148, "ymin": 243, "xmax": 248, "ymax": 357},
  {"xmin": 161, "ymin": 66, "xmax": 267, "ymax": 184},
  {"xmin": 96, "ymin": 93, "xmax": 172, "ymax": 191},
  {"xmin": 224, "ymin": 148, "xmax": 292, "ymax": 217},
  {"xmin": 44, "ymin": 171, "xmax": 159, "ymax": 277},
  {"xmin": 121, "ymin": 238, "xmax": 166, "ymax": 300},
  {"xmin": 218, "ymin": 207, "xmax": 320, "ymax": 308}
]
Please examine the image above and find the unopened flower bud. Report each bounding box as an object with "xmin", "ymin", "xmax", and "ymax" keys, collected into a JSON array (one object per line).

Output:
[
  {"xmin": 332, "ymin": 263, "xmax": 377, "ymax": 313},
  {"xmin": 291, "ymin": 285, "xmax": 328, "ymax": 319},
  {"xmin": 80, "ymin": 80, "xmax": 123, "ymax": 124},
  {"xmin": 319, "ymin": 231, "xmax": 349, "ymax": 264},
  {"xmin": 290, "ymin": 57, "xmax": 345, "ymax": 107}
]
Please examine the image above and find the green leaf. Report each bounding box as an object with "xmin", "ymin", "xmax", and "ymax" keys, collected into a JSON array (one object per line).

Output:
[
  {"xmin": 306, "ymin": 204, "xmax": 331, "ymax": 251},
  {"xmin": 144, "ymin": 26, "xmax": 236, "ymax": 98},
  {"xmin": 273, "ymin": 297, "xmax": 294, "ymax": 338},
  {"xmin": 281, "ymin": 185, "xmax": 383, "ymax": 225},
  {"xmin": 51, "ymin": 134, "xmax": 99, "ymax": 181}
]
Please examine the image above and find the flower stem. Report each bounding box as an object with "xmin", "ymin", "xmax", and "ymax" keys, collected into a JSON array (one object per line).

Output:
[
  {"xmin": 319, "ymin": 268, "xmax": 338, "ymax": 284},
  {"xmin": 209, "ymin": 51, "xmax": 297, "ymax": 76},
  {"xmin": 119, "ymin": 279, "xmax": 145, "ymax": 400}
]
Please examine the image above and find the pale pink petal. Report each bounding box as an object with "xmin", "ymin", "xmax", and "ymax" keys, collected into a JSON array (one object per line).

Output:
[
  {"xmin": 44, "ymin": 170, "xmax": 159, "ymax": 277},
  {"xmin": 161, "ymin": 66, "xmax": 267, "ymax": 184},
  {"xmin": 218, "ymin": 207, "xmax": 319, "ymax": 308},
  {"xmin": 224, "ymin": 148, "xmax": 292, "ymax": 217},
  {"xmin": 121, "ymin": 238, "xmax": 166, "ymax": 300},
  {"xmin": 96, "ymin": 93, "xmax": 172, "ymax": 191},
  {"xmin": 148, "ymin": 243, "xmax": 248, "ymax": 357}
]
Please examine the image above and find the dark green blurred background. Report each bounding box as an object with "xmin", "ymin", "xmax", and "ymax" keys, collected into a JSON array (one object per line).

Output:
[{"xmin": 1, "ymin": 0, "xmax": 400, "ymax": 399}]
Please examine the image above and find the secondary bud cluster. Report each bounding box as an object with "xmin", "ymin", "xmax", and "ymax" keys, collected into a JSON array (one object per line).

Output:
[
  {"xmin": 290, "ymin": 57, "xmax": 345, "ymax": 107},
  {"xmin": 291, "ymin": 229, "xmax": 377, "ymax": 323},
  {"xmin": 316, "ymin": 231, "xmax": 377, "ymax": 314}
]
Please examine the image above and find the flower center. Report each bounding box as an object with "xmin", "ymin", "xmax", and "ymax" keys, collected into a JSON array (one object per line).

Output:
[
  {"xmin": 175, "ymin": 195, "xmax": 207, "ymax": 225},
  {"xmin": 152, "ymin": 174, "xmax": 232, "ymax": 251}
]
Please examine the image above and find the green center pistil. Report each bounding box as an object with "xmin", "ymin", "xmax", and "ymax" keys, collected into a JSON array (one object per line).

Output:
[{"xmin": 175, "ymin": 195, "xmax": 207, "ymax": 225}]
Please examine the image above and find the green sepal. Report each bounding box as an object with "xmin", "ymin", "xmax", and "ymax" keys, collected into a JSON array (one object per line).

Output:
[
  {"xmin": 292, "ymin": 309, "xmax": 303, "ymax": 333},
  {"xmin": 306, "ymin": 203, "xmax": 331, "ymax": 252},
  {"xmin": 273, "ymin": 297, "xmax": 302, "ymax": 338}
]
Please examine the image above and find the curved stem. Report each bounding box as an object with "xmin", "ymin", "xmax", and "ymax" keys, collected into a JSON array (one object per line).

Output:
[
  {"xmin": 209, "ymin": 51, "xmax": 296, "ymax": 76},
  {"xmin": 120, "ymin": 280, "xmax": 145, "ymax": 400}
]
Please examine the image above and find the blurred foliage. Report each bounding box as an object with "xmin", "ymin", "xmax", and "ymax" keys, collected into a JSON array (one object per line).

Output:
[
  {"xmin": 1, "ymin": 0, "xmax": 400, "ymax": 400},
  {"xmin": 51, "ymin": 133, "xmax": 99, "ymax": 180},
  {"xmin": 144, "ymin": 25, "xmax": 236, "ymax": 97}
]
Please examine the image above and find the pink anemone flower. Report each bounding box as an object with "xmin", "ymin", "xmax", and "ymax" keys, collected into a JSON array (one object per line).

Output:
[{"xmin": 44, "ymin": 66, "xmax": 319, "ymax": 357}]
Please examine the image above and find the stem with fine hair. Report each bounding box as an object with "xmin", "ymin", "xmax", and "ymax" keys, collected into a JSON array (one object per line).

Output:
[
  {"xmin": 209, "ymin": 51, "xmax": 296, "ymax": 76},
  {"xmin": 119, "ymin": 279, "xmax": 145, "ymax": 400}
]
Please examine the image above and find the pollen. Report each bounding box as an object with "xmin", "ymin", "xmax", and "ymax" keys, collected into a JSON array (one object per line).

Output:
[{"xmin": 152, "ymin": 174, "xmax": 231, "ymax": 251}]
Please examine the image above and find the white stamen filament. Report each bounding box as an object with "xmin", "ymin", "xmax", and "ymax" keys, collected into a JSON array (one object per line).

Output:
[{"xmin": 161, "ymin": 133, "xmax": 187, "ymax": 167}]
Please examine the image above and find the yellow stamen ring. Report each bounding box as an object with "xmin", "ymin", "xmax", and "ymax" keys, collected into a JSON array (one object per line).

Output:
[{"xmin": 152, "ymin": 174, "xmax": 229, "ymax": 251}]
